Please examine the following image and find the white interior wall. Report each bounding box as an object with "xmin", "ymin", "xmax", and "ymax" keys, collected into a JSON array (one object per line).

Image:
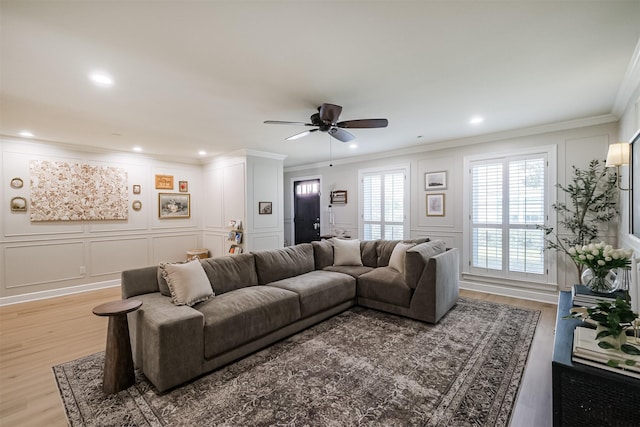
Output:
[
  {"xmin": 1, "ymin": 138, "xmax": 204, "ymax": 304},
  {"xmin": 284, "ymin": 122, "xmax": 619, "ymax": 302},
  {"xmin": 617, "ymin": 82, "xmax": 640, "ymax": 313}
]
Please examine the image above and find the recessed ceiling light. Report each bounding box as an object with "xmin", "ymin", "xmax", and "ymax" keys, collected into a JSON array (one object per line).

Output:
[
  {"xmin": 469, "ymin": 116, "xmax": 484, "ymax": 125},
  {"xmin": 132, "ymin": 146, "xmax": 143, "ymax": 152},
  {"xmin": 349, "ymin": 143, "xmax": 358, "ymax": 149},
  {"xmin": 198, "ymin": 150, "xmax": 207, "ymax": 156},
  {"xmin": 19, "ymin": 130, "xmax": 34, "ymax": 138},
  {"xmin": 89, "ymin": 72, "xmax": 113, "ymax": 87}
]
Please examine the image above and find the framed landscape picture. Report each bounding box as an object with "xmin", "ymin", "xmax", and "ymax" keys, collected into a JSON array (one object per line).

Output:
[
  {"xmin": 425, "ymin": 171, "xmax": 447, "ymax": 190},
  {"xmin": 426, "ymin": 193, "xmax": 445, "ymax": 216},
  {"xmin": 158, "ymin": 193, "xmax": 190, "ymax": 218}
]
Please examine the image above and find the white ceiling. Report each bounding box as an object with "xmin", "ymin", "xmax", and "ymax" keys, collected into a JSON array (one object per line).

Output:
[{"xmin": 2, "ymin": 1, "xmax": 640, "ymax": 167}]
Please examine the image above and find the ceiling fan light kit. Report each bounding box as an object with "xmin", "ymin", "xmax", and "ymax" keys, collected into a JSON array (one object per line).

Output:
[{"xmin": 264, "ymin": 103, "xmax": 388, "ymax": 143}]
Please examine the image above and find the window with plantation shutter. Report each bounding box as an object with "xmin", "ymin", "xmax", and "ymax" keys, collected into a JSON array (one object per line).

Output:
[
  {"xmin": 359, "ymin": 166, "xmax": 409, "ymax": 240},
  {"xmin": 467, "ymin": 151, "xmax": 551, "ymax": 284}
]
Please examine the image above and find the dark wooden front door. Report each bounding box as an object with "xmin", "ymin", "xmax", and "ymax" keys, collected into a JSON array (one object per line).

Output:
[{"xmin": 294, "ymin": 179, "xmax": 321, "ymax": 244}]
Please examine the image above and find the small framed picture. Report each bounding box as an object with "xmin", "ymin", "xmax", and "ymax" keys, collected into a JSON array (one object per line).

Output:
[
  {"xmin": 10, "ymin": 196, "xmax": 27, "ymax": 212},
  {"xmin": 132, "ymin": 184, "xmax": 141, "ymax": 195},
  {"xmin": 330, "ymin": 190, "xmax": 347, "ymax": 205},
  {"xmin": 259, "ymin": 201, "xmax": 272, "ymax": 215},
  {"xmin": 425, "ymin": 171, "xmax": 447, "ymax": 191},
  {"xmin": 426, "ymin": 193, "xmax": 445, "ymax": 216},
  {"xmin": 155, "ymin": 174, "xmax": 173, "ymax": 190},
  {"xmin": 159, "ymin": 193, "xmax": 190, "ymax": 218},
  {"xmin": 179, "ymin": 181, "xmax": 188, "ymax": 192},
  {"xmin": 132, "ymin": 200, "xmax": 142, "ymax": 211}
]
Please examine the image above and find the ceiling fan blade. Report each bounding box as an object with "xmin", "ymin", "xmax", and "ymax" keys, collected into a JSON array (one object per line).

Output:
[
  {"xmin": 319, "ymin": 103, "xmax": 342, "ymax": 124},
  {"xmin": 328, "ymin": 127, "xmax": 355, "ymax": 142},
  {"xmin": 336, "ymin": 119, "xmax": 389, "ymax": 129},
  {"xmin": 264, "ymin": 120, "xmax": 314, "ymax": 126},
  {"xmin": 286, "ymin": 128, "xmax": 318, "ymax": 141}
]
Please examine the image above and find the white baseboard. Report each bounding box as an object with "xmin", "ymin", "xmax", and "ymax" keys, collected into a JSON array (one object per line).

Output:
[
  {"xmin": 0, "ymin": 280, "xmax": 120, "ymax": 306},
  {"xmin": 460, "ymin": 280, "xmax": 559, "ymax": 304}
]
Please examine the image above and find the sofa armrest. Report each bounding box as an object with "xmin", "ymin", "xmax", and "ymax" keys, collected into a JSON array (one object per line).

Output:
[
  {"xmin": 128, "ymin": 293, "xmax": 204, "ymax": 392},
  {"xmin": 121, "ymin": 266, "xmax": 159, "ymax": 298},
  {"xmin": 409, "ymin": 248, "xmax": 459, "ymax": 323}
]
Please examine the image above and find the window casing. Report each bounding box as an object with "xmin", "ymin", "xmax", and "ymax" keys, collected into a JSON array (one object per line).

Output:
[
  {"xmin": 359, "ymin": 166, "xmax": 409, "ymax": 240},
  {"xmin": 465, "ymin": 149, "xmax": 554, "ymax": 285}
]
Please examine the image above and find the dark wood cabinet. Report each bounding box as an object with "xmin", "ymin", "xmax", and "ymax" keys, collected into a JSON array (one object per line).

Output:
[{"xmin": 552, "ymin": 291, "xmax": 640, "ymax": 426}]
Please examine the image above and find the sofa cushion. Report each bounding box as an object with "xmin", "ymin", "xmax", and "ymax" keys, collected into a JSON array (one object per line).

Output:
[
  {"xmin": 157, "ymin": 260, "xmax": 189, "ymax": 296},
  {"xmin": 332, "ymin": 238, "xmax": 363, "ymax": 266},
  {"xmin": 198, "ymin": 286, "xmax": 300, "ymax": 359},
  {"xmin": 377, "ymin": 238, "xmax": 430, "ymax": 267},
  {"xmin": 388, "ymin": 242, "xmax": 416, "ymax": 273},
  {"xmin": 357, "ymin": 267, "xmax": 413, "ymax": 307},
  {"xmin": 323, "ymin": 265, "xmax": 375, "ymax": 278},
  {"xmin": 361, "ymin": 240, "xmax": 379, "ymax": 267},
  {"xmin": 160, "ymin": 259, "xmax": 213, "ymax": 306},
  {"xmin": 253, "ymin": 244, "xmax": 315, "ymax": 285},
  {"xmin": 201, "ymin": 253, "xmax": 258, "ymax": 294},
  {"xmin": 267, "ymin": 270, "xmax": 356, "ymax": 318},
  {"xmin": 405, "ymin": 240, "xmax": 447, "ymax": 289},
  {"xmin": 311, "ymin": 240, "xmax": 334, "ymax": 270}
]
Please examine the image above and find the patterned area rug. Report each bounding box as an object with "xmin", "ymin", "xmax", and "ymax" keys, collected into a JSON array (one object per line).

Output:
[{"xmin": 54, "ymin": 298, "xmax": 539, "ymax": 426}]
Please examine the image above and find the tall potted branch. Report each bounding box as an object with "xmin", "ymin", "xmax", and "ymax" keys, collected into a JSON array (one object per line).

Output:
[{"xmin": 538, "ymin": 159, "xmax": 618, "ymax": 283}]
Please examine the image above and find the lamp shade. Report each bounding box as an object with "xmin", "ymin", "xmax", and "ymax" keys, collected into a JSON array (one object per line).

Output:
[{"xmin": 605, "ymin": 143, "xmax": 630, "ymax": 167}]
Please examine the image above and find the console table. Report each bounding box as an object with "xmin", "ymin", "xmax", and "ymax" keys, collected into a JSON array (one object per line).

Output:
[
  {"xmin": 552, "ymin": 291, "xmax": 640, "ymax": 426},
  {"xmin": 93, "ymin": 299, "xmax": 142, "ymax": 394}
]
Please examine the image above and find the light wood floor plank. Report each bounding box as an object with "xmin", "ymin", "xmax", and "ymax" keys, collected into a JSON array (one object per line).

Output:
[{"xmin": 0, "ymin": 287, "xmax": 556, "ymax": 426}]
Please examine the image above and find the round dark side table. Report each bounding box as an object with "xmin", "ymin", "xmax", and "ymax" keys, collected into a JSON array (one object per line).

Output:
[{"xmin": 92, "ymin": 299, "xmax": 142, "ymax": 394}]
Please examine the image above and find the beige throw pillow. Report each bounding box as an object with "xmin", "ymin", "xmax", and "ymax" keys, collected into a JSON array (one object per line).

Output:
[
  {"xmin": 332, "ymin": 238, "xmax": 363, "ymax": 266},
  {"xmin": 388, "ymin": 242, "xmax": 416, "ymax": 273},
  {"xmin": 160, "ymin": 259, "xmax": 213, "ymax": 306}
]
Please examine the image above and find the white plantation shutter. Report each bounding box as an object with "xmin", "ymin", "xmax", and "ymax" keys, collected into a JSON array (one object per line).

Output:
[
  {"xmin": 469, "ymin": 153, "xmax": 548, "ymax": 282},
  {"xmin": 361, "ymin": 168, "xmax": 408, "ymax": 240}
]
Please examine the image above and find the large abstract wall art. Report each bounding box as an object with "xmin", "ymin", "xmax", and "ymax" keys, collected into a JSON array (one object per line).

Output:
[{"xmin": 30, "ymin": 160, "xmax": 128, "ymax": 221}]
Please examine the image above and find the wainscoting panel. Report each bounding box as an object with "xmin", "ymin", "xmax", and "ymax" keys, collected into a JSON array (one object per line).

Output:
[
  {"xmin": 202, "ymin": 167, "xmax": 224, "ymax": 228},
  {"xmin": 203, "ymin": 233, "xmax": 225, "ymax": 258},
  {"xmin": 88, "ymin": 238, "xmax": 149, "ymax": 277},
  {"xmin": 249, "ymin": 234, "xmax": 281, "ymax": 251},
  {"xmin": 152, "ymin": 234, "xmax": 200, "ymax": 264},
  {"xmin": 4, "ymin": 241, "xmax": 85, "ymax": 288},
  {"xmin": 251, "ymin": 162, "xmax": 280, "ymax": 230}
]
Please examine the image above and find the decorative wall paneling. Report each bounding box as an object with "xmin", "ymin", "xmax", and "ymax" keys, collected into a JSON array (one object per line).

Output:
[
  {"xmin": 1, "ymin": 139, "xmax": 205, "ymax": 301},
  {"xmin": 285, "ymin": 121, "xmax": 620, "ymax": 302}
]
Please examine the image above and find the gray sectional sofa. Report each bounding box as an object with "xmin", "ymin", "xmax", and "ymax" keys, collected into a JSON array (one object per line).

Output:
[{"xmin": 121, "ymin": 239, "xmax": 459, "ymax": 392}]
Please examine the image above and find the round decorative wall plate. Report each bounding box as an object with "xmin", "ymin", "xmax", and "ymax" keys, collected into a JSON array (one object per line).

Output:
[
  {"xmin": 132, "ymin": 200, "xmax": 142, "ymax": 211},
  {"xmin": 10, "ymin": 177, "xmax": 24, "ymax": 189}
]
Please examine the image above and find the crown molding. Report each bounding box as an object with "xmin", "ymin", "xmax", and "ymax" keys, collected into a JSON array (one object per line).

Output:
[
  {"xmin": 284, "ymin": 114, "xmax": 619, "ymax": 173},
  {"xmin": 613, "ymin": 36, "xmax": 640, "ymax": 117}
]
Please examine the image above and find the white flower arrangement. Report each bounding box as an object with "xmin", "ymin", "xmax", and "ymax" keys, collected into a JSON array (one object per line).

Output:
[{"xmin": 568, "ymin": 242, "xmax": 632, "ymax": 289}]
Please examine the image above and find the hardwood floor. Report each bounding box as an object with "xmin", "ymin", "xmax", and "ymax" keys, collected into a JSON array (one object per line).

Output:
[{"xmin": 0, "ymin": 287, "xmax": 556, "ymax": 427}]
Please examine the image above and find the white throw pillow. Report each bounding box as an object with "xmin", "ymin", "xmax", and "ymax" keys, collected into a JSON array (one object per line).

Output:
[
  {"xmin": 160, "ymin": 259, "xmax": 213, "ymax": 306},
  {"xmin": 388, "ymin": 242, "xmax": 416, "ymax": 273},
  {"xmin": 332, "ymin": 238, "xmax": 363, "ymax": 266}
]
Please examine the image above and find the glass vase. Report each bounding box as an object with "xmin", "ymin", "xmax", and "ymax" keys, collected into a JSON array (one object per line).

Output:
[{"xmin": 581, "ymin": 268, "xmax": 620, "ymax": 294}]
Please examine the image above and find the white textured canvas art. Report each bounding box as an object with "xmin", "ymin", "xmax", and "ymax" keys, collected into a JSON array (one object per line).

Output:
[{"xmin": 30, "ymin": 160, "xmax": 128, "ymax": 221}]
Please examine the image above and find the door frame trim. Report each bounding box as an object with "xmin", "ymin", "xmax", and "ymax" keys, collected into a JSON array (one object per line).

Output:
[{"xmin": 290, "ymin": 175, "xmax": 322, "ymax": 246}]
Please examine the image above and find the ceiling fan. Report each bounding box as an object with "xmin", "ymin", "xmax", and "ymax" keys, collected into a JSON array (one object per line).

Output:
[{"xmin": 264, "ymin": 103, "xmax": 388, "ymax": 142}]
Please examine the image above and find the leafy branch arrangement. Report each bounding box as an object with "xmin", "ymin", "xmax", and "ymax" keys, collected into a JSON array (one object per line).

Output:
[
  {"xmin": 566, "ymin": 297, "xmax": 640, "ymax": 368},
  {"xmin": 537, "ymin": 159, "xmax": 618, "ymax": 283}
]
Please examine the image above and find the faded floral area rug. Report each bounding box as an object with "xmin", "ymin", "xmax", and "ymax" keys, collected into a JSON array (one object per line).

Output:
[{"xmin": 53, "ymin": 298, "xmax": 539, "ymax": 426}]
